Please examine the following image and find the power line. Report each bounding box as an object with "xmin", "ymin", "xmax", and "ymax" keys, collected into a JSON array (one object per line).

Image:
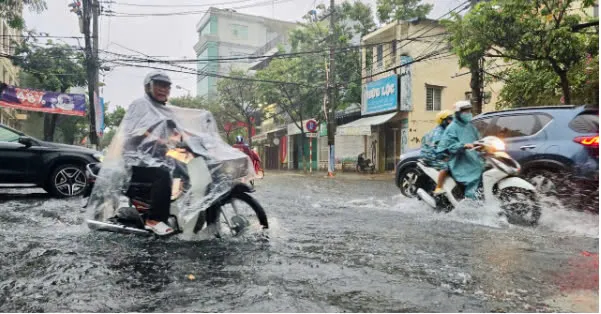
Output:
[
  {"xmin": 108, "ymin": 60, "xmax": 322, "ymax": 87},
  {"xmin": 362, "ymin": 1, "xmax": 470, "ymax": 80},
  {"xmin": 103, "ymin": 0, "xmax": 296, "ymax": 17},
  {"xmin": 100, "ymin": 0, "xmax": 259, "ymax": 8}
]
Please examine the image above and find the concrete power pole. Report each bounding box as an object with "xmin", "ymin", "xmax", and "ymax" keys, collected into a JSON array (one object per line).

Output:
[
  {"xmin": 470, "ymin": 0, "xmax": 486, "ymax": 114},
  {"xmin": 327, "ymin": 0, "xmax": 336, "ymax": 177},
  {"xmin": 82, "ymin": 0, "xmax": 99, "ymax": 147}
]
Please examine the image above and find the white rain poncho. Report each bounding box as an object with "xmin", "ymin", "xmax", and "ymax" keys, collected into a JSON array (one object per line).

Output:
[{"xmin": 87, "ymin": 94, "xmax": 255, "ymax": 226}]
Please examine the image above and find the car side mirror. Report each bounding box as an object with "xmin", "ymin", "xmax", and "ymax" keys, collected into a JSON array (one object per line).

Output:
[{"xmin": 18, "ymin": 136, "xmax": 34, "ymax": 148}]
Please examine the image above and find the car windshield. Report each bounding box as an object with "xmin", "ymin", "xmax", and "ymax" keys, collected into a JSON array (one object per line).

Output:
[{"xmin": 0, "ymin": 126, "xmax": 20, "ymax": 142}]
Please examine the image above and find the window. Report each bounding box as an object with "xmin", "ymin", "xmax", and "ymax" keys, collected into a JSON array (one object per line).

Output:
[
  {"xmin": 365, "ymin": 48, "xmax": 373, "ymax": 70},
  {"xmin": 230, "ymin": 24, "xmax": 248, "ymax": 40},
  {"xmin": 426, "ymin": 86, "xmax": 442, "ymax": 111},
  {"xmin": 391, "ymin": 41, "xmax": 397, "ymax": 63},
  {"xmin": 376, "ymin": 45, "xmax": 383, "ymax": 67},
  {"xmin": 492, "ymin": 114, "xmax": 539, "ymax": 138},
  {"xmin": 473, "ymin": 117, "xmax": 494, "ymax": 137},
  {"xmin": 0, "ymin": 126, "xmax": 20, "ymax": 142},
  {"xmin": 569, "ymin": 111, "xmax": 599, "ymax": 133}
]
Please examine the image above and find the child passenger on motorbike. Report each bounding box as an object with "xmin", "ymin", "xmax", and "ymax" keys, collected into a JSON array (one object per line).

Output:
[
  {"xmin": 436, "ymin": 101, "xmax": 485, "ymax": 200},
  {"xmin": 420, "ymin": 110, "xmax": 454, "ymax": 195}
]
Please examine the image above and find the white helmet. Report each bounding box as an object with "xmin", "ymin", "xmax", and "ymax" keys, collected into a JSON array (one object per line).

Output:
[
  {"xmin": 454, "ymin": 100, "xmax": 472, "ymax": 112},
  {"xmin": 143, "ymin": 70, "xmax": 172, "ymax": 86}
]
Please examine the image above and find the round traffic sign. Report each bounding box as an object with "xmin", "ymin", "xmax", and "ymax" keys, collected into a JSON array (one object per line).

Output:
[{"xmin": 306, "ymin": 119, "xmax": 318, "ymax": 133}]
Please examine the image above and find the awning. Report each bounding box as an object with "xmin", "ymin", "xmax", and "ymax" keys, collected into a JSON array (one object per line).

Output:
[
  {"xmin": 251, "ymin": 126, "xmax": 287, "ymax": 143},
  {"xmin": 336, "ymin": 112, "xmax": 398, "ymax": 136}
]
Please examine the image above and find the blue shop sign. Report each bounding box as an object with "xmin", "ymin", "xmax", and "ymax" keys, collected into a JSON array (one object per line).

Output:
[{"xmin": 362, "ymin": 74, "xmax": 398, "ymax": 115}]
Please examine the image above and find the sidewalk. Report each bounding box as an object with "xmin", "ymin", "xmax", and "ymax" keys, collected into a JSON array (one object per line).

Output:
[{"xmin": 263, "ymin": 169, "xmax": 395, "ymax": 182}]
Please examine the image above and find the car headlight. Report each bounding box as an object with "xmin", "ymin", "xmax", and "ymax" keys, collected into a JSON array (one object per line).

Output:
[{"xmin": 93, "ymin": 153, "xmax": 104, "ymax": 162}]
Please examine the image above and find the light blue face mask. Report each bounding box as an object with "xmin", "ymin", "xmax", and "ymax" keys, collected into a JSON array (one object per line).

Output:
[{"xmin": 461, "ymin": 113, "xmax": 473, "ymax": 122}]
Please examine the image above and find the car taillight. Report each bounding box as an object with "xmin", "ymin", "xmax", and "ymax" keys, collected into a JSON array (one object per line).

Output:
[{"xmin": 574, "ymin": 136, "xmax": 599, "ymax": 147}]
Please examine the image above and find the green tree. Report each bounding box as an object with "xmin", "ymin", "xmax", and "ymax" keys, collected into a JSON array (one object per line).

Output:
[
  {"xmin": 216, "ymin": 70, "xmax": 263, "ymax": 146},
  {"xmin": 169, "ymin": 95, "xmax": 205, "ymax": 109},
  {"xmin": 12, "ymin": 41, "xmax": 87, "ymax": 142},
  {"xmin": 0, "ymin": 0, "xmax": 46, "ymax": 29},
  {"xmin": 104, "ymin": 105, "xmax": 125, "ymax": 128},
  {"xmin": 496, "ymin": 54, "xmax": 599, "ymax": 109},
  {"xmin": 288, "ymin": 1, "xmax": 377, "ymax": 112},
  {"xmin": 375, "ymin": 0, "xmax": 433, "ymax": 24},
  {"xmin": 445, "ymin": 0, "xmax": 598, "ymax": 107},
  {"xmin": 256, "ymin": 58, "xmax": 324, "ymax": 172}
]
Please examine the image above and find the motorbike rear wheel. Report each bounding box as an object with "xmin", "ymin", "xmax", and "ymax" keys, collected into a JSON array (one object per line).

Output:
[
  {"xmin": 499, "ymin": 187, "xmax": 541, "ymax": 226},
  {"xmin": 205, "ymin": 192, "xmax": 269, "ymax": 237}
]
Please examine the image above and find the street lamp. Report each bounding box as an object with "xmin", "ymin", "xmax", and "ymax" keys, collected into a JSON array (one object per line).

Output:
[{"xmin": 176, "ymin": 85, "xmax": 191, "ymax": 96}]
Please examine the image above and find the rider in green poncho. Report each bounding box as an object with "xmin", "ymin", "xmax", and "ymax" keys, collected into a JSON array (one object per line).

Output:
[{"xmin": 436, "ymin": 101, "xmax": 485, "ymax": 200}]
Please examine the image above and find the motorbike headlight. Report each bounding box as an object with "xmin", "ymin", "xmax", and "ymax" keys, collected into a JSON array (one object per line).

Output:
[
  {"xmin": 490, "ymin": 138, "xmax": 506, "ymax": 152},
  {"xmin": 93, "ymin": 153, "xmax": 104, "ymax": 162}
]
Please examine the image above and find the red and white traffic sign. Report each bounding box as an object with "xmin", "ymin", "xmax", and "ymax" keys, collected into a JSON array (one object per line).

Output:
[{"xmin": 305, "ymin": 119, "xmax": 318, "ymax": 133}]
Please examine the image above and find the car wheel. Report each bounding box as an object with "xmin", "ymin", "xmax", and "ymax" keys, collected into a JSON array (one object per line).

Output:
[
  {"xmin": 47, "ymin": 164, "xmax": 88, "ymax": 198},
  {"xmin": 398, "ymin": 167, "xmax": 420, "ymax": 198}
]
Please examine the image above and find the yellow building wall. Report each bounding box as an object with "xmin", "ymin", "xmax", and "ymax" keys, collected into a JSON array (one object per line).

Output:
[
  {"xmin": 0, "ymin": 18, "xmax": 20, "ymax": 128},
  {"xmin": 361, "ymin": 20, "xmax": 479, "ymax": 150}
]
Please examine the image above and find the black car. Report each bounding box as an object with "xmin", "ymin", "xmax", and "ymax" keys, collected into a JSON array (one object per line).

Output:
[
  {"xmin": 395, "ymin": 105, "xmax": 599, "ymax": 211},
  {"xmin": 0, "ymin": 123, "xmax": 103, "ymax": 197}
]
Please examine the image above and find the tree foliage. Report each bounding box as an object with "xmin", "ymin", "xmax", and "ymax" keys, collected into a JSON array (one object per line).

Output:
[
  {"xmin": 104, "ymin": 105, "xmax": 125, "ymax": 128},
  {"xmin": 216, "ymin": 70, "xmax": 263, "ymax": 146},
  {"xmin": 13, "ymin": 41, "xmax": 88, "ymax": 142},
  {"xmin": 445, "ymin": 0, "xmax": 599, "ymax": 106},
  {"xmin": 497, "ymin": 54, "xmax": 599, "ymax": 108},
  {"xmin": 375, "ymin": 0, "xmax": 433, "ymax": 24},
  {"xmin": 0, "ymin": 0, "xmax": 46, "ymax": 29}
]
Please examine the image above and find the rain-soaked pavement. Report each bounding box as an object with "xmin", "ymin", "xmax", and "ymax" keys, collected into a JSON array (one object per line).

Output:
[{"xmin": 0, "ymin": 173, "xmax": 598, "ymax": 312}]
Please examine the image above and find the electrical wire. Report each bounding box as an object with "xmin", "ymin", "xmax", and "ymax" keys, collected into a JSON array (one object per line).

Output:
[
  {"xmin": 103, "ymin": 0, "xmax": 297, "ymax": 17},
  {"xmin": 100, "ymin": 0, "xmax": 261, "ymax": 8}
]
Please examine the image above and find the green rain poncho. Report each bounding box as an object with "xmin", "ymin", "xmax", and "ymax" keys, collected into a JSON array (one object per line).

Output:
[{"xmin": 437, "ymin": 116, "xmax": 484, "ymax": 199}]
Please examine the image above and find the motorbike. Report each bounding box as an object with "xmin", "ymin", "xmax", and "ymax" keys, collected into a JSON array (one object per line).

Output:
[
  {"xmin": 356, "ymin": 153, "xmax": 375, "ymax": 173},
  {"xmin": 84, "ymin": 143, "xmax": 269, "ymax": 238},
  {"xmin": 414, "ymin": 136, "xmax": 541, "ymax": 226}
]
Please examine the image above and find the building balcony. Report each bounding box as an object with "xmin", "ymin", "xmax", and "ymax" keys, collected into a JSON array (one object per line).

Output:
[{"xmin": 194, "ymin": 33, "xmax": 219, "ymax": 54}]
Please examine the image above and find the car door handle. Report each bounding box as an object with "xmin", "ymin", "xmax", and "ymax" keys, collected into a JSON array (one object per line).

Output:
[{"xmin": 520, "ymin": 145, "xmax": 536, "ymax": 150}]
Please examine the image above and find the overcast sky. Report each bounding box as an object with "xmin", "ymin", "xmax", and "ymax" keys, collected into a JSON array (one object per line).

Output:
[{"xmin": 24, "ymin": 0, "xmax": 461, "ymax": 112}]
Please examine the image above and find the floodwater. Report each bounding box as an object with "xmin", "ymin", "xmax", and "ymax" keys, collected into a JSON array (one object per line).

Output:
[{"xmin": 0, "ymin": 173, "xmax": 598, "ymax": 312}]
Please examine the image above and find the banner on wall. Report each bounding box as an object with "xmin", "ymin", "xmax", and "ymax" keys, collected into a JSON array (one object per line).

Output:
[
  {"xmin": 0, "ymin": 86, "xmax": 86, "ymax": 117},
  {"xmin": 399, "ymin": 55, "xmax": 413, "ymax": 111},
  {"xmin": 94, "ymin": 93, "xmax": 105, "ymax": 137}
]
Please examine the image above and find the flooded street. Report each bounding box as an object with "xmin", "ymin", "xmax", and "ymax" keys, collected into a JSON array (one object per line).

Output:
[{"xmin": 0, "ymin": 173, "xmax": 598, "ymax": 312}]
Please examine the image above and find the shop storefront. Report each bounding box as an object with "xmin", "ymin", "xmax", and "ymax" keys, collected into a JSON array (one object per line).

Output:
[
  {"xmin": 336, "ymin": 74, "xmax": 410, "ymax": 172},
  {"xmin": 287, "ymin": 120, "xmax": 318, "ymax": 171},
  {"xmin": 252, "ymin": 126, "xmax": 287, "ymax": 170}
]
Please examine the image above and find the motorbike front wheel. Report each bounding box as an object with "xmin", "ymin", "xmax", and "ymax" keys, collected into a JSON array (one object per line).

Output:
[
  {"xmin": 498, "ymin": 187, "xmax": 541, "ymax": 226},
  {"xmin": 205, "ymin": 192, "xmax": 269, "ymax": 237}
]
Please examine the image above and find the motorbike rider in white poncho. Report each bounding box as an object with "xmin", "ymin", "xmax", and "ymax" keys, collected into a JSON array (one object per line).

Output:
[{"xmin": 87, "ymin": 70, "xmax": 256, "ymax": 236}]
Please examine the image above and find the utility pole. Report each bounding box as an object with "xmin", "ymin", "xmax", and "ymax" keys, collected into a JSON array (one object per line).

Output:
[
  {"xmin": 326, "ymin": 0, "xmax": 336, "ymax": 177},
  {"xmin": 470, "ymin": 0, "xmax": 488, "ymax": 114},
  {"xmin": 82, "ymin": 0, "xmax": 99, "ymax": 147}
]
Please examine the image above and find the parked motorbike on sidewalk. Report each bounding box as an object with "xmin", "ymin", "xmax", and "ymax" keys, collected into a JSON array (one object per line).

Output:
[
  {"xmin": 415, "ymin": 136, "xmax": 542, "ymax": 226},
  {"xmin": 356, "ymin": 153, "xmax": 375, "ymax": 174}
]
